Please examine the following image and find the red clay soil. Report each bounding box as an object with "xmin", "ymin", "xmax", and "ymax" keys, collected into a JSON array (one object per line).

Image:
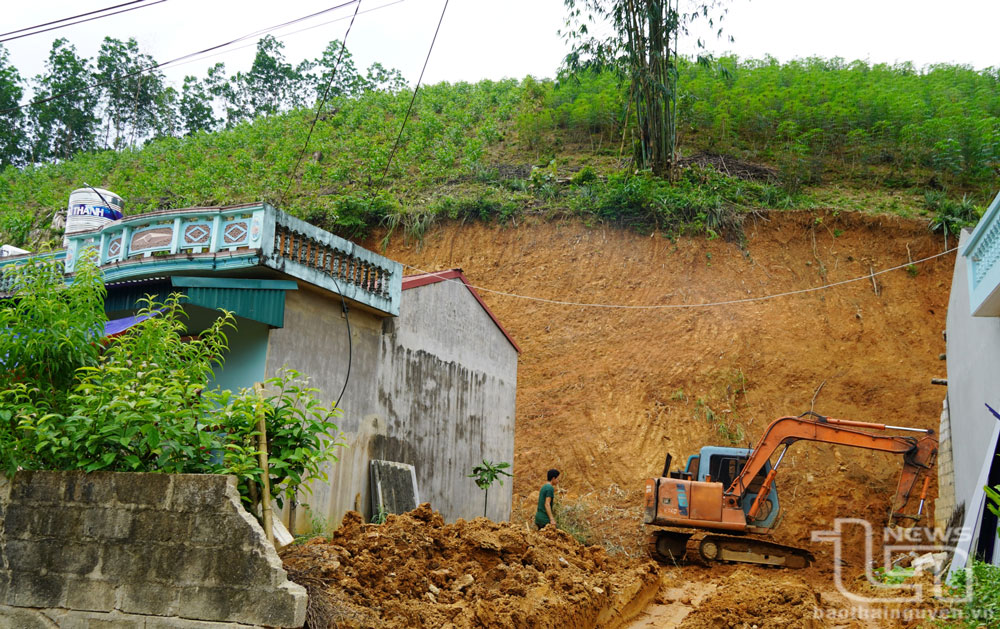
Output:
[
  {"xmin": 281, "ymin": 504, "xmax": 659, "ymax": 628},
  {"xmin": 306, "ymin": 211, "xmax": 951, "ymax": 626},
  {"xmin": 376, "ymin": 211, "xmax": 950, "ymax": 564}
]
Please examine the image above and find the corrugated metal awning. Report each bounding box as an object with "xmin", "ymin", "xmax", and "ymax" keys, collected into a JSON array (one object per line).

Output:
[{"xmin": 104, "ymin": 276, "xmax": 297, "ymax": 328}]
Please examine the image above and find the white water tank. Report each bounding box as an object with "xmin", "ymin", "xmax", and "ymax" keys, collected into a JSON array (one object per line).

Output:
[{"xmin": 64, "ymin": 187, "xmax": 124, "ymax": 245}]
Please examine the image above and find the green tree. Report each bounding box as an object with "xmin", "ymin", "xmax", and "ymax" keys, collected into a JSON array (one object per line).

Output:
[
  {"xmin": 233, "ymin": 36, "xmax": 303, "ymax": 120},
  {"xmin": 0, "ymin": 44, "xmax": 26, "ymax": 168},
  {"xmin": 179, "ymin": 75, "xmax": 218, "ymax": 134},
  {"xmin": 153, "ymin": 85, "xmax": 180, "ymax": 138},
  {"xmin": 311, "ymin": 39, "xmax": 366, "ymax": 99},
  {"xmin": 562, "ymin": 0, "xmax": 730, "ymax": 176},
  {"xmin": 29, "ymin": 38, "xmax": 99, "ymax": 161},
  {"xmin": 468, "ymin": 459, "xmax": 512, "ymax": 518},
  {"xmin": 95, "ymin": 37, "xmax": 165, "ymax": 149}
]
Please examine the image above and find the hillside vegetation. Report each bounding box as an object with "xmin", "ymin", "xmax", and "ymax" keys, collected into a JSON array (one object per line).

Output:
[{"xmin": 2, "ymin": 57, "xmax": 998, "ymax": 248}]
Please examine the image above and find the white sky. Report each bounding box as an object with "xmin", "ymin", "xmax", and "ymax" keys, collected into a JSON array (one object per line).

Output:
[{"xmin": 2, "ymin": 0, "xmax": 999, "ymax": 95}]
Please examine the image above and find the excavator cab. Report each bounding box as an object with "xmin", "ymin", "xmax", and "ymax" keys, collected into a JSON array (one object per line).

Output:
[{"xmin": 682, "ymin": 447, "xmax": 781, "ymax": 529}]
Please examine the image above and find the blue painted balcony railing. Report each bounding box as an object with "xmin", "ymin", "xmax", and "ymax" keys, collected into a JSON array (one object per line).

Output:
[
  {"xmin": 964, "ymin": 190, "xmax": 1000, "ymax": 317},
  {"xmin": 62, "ymin": 203, "xmax": 402, "ymax": 316}
]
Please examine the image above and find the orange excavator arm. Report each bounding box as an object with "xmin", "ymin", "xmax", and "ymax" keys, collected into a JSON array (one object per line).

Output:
[{"xmin": 725, "ymin": 412, "xmax": 937, "ymax": 524}]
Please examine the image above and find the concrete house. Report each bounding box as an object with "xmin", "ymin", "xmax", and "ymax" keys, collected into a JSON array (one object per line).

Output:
[
  {"xmin": 941, "ymin": 190, "xmax": 1000, "ymax": 568},
  {"xmin": 0, "ymin": 203, "xmax": 518, "ymax": 529}
]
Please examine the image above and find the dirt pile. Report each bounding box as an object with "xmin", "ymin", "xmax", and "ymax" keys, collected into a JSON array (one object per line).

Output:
[
  {"xmin": 281, "ymin": 503, "xmax": 660, "ymax": 628},
  {"xmin": 676, "ymin": 567, "xmax": 825, "ymax": 628}
]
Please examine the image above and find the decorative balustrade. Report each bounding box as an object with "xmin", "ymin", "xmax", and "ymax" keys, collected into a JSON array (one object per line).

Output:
[
  {"xmin": 964, "ymin": 190, "xmax": 1000, "ymax": 316},
  {"xmin": 59, "ymin": 203, "xmax": 401, "ymax": 316}
]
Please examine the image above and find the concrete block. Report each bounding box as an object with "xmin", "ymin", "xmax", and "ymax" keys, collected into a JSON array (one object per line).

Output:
[
  {"xmin": 151, "ymin": 545, "xmax": 210, "ymax": 584},
  {"xmin": 47, "ymin": 542, "xmax": 101, "ymax": 575},
  {"xmin": 99, "ymin": 543, "xmax": 149, "ymax": 582},
  {"xmin": 63, "ymin": 611, "xmax": 145, "ymax": 628},
  {"xmin": 2, "ymin": 504, "xmax": 36, "ymax": 538},
  {"xmin": 65, "ymin": 578, "xmax": 117, "ymax": 612},
  {"xmin": 34, "ymin": 505, "xmax": 84, "ymax": 538},
  {"xmin": 120, "ymin": 582, "xmax": 180, "ymax": 616},
  {"xmin": 114, "ymin": 473, "xmax": 172, "ymax": 508},
  {"xmin": 190, "ymin": 513, "xmax": 254, "ymax": 548},
  {"xmin": 7, "ymin": 570, "xmax": 67, "ymax": 607},
  {"xmin": 6, "ymin": 539, "xmax": 46, "ymax": 572},
  {"xmin": 177, "ymin": 584, "xmax": 304, "ymax": 626},
  {"xmin": 177, "ymin": 586, "xmax": 244, "ymax": 622},
  {"xmin": 131, "ymin": 508, "xmax": 193, "ymax": 543},
  {"xmin": 82, "ymin": 507, "xmax": 133, "ymax": 540},
  {"xmin": 145, "ymin": 617, "xmax": 260, "ymax": 629},
  {"xmin": 64, "ymin": 472, "xmax": 115, "ymax": 504},
  {"xmin": 169, "ymin": 475, "xmax": 233, "ymax": 513},
  {"xmin": 11, "ymin": 471, "xmax": 65, "ymax": 503},
  {"xmin": 209, "ymin": 548, "xmax": 274, "ymax": 587},
  {"xmin": 0, "ymin": 605, "xmax": 57, "ymax": 629}
]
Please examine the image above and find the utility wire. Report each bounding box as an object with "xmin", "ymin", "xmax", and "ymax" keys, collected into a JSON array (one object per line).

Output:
[
  {"xmin": 373, "ymin": 0, "xmax": 449, "ymax": 192},
  {"xmin": 160, "ymin": 0, "xmax": 406, "ymax": 74},
  {"xmin": 1, "ymin": 0, "xmax": 361, "ymax": 115},
  {"xmin": 401, "ymin": 246, "xmax": 958, "ymax": 310},
  {"xmin": 279, "ymin": 0, "xmax": 363, "ymax": 207},
  {"xmin": 0, "ymin": 0, "xmax": 156, "ymax": 39},
  {"xmin": 0, "ymin": 1, "xmax": 168, "ymax": 44}
]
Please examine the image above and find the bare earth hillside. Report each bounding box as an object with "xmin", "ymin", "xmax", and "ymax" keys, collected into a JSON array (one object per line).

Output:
[{"xmin": 371, "ymin": 211, "xmax": 952, "ymax": 624}]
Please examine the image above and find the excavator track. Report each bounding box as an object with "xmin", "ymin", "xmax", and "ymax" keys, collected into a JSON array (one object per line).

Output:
[{"xmin": 647, "ymin": 528, "xmax": 813, "ymax": 568}]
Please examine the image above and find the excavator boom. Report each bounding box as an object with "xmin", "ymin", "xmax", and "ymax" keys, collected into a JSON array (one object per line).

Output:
[
  {"xmin": 643, "ymin": 412, "xmax": 938, "ymax": 568},
  {"xmin": 724, "ymin": 412, "xmax": 937, "ymax": 522}
]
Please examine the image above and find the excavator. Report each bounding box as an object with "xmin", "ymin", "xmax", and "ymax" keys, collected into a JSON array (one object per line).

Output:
[{"xmin": 643, "ymin": 411, "xmax": 938, "ymax": 568}]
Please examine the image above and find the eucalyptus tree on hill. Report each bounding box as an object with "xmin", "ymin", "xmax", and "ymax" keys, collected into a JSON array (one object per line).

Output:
[
  {"xmin": 0, "ymin": 45, "xmax": 26, "ymax": 168},
  {"xmin": 562, "ymin": 0, "xmax": 731, "ymax": 177},
  {"xmin": 96, "ymin": 37, "xmax": 165, "ymax": 149},
  {"xmin": 179, "ymin": 75, "xmax": 217, "ymax": 135},
  {"xmin": 30, "ymin": 39, "xmax": 100, "ymax": 162}
]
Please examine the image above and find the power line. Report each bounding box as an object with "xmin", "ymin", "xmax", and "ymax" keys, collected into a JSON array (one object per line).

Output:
[
  {"xmin": 0, "ymin": 1, "xmax": 168, "ymax": 44},
  {"xmin": 0, "ymin": 0, "xmax": 156, "ymax": 39},
  {"xmin": 160, "ymin": 0, "xmax": 406, "ymax": 74},
  {"xmin": 1, "ymin": 0, "xmax": 362, "ymax": 115},
  {"xmin": 373, "ymin": 0, "xmax": 449, "ymax": 192},
  {"xmin": 401, "ymin": 246, "xmax": 958, "ymax": 310},
  {"xmin": 279, "ymin": 0, "xmax": 363, "ymax": 206}
]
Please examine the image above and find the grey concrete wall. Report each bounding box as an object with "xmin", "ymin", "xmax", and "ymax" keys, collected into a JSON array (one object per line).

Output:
[
  {"xmin": 0, "ymin": 471, "xmax": 305, "ymax": 628},
  {"xmin": 946, "ymin": 230, "xmax": 1000, "ymax": 511},
  {"xmin": 377, "ymin": 279, "xmax": 518, "ymax": 522},
  {"xmin": 273, "ymin": 278, "xmax": 518, "ymax": 530},
  {"xmin": 265, "ymin": 285, "xmax": 386, "ymax": 531}
]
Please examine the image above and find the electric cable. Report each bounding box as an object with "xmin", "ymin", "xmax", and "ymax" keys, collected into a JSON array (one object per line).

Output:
[
  {"xmin": 159, "ymin": 0, "xmax": 406, "ymax": 74},
  {"xmin": 1, "ymin": 1, "xmax": 167, "ymax": 44},
  {"xmin": 373, "ymin": 0, "xmax": 449, "ymax": 192},
  {"xmin": 0, "ymin": 0, "xmax": 158, "ymax": 39},
  {"xmin": 1, "ymin": 0, "xmax": 362, "ymax": 115},
  {"xmin": 400, "ymin": 246, "xmax": 958, "ymax": 310},
  {"xmin": 279, "ymin": 0, "xmax": 363, "ymax": 207}
]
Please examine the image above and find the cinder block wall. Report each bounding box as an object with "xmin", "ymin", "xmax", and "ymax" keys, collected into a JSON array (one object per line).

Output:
[{"xmin": 0, "ymin": 471, "xmax": 306, "ymax": 628}]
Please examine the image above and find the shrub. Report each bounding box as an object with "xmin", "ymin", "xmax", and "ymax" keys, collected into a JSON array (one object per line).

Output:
[{"xmin": 0, "ymin": 256, "xmax": 343, "ymax": 512}]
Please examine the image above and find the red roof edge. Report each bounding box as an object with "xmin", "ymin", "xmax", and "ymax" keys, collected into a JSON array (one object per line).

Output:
[{"xmin": 401, "ymin": 269, "xmax": 521, "ymax": 353}]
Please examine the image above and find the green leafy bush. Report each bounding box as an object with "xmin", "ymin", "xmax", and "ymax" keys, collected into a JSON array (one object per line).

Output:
[
  {"xmin": 945, "ymin": 560, "xmax": 1000, "ymax": 627},
  {"xmin": 0, "ymin": 255, "xmax": 343, "ymax": 511}
]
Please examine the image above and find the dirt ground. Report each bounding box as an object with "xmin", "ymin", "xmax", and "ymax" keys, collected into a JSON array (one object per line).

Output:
[{"xmin": 297, "ymin": 211, "xmax": 953, "ymax": 627}]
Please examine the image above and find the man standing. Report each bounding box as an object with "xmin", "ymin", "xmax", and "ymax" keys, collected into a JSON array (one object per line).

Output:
[{"xmin": 534, "ymin": 468, "xmax": 559, "ymax": 529}]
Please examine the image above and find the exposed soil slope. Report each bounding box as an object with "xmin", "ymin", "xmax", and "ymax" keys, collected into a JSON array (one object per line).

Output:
[{"xmin": 376, "ymin": 210, "xmax": 951, "ymax": 570}]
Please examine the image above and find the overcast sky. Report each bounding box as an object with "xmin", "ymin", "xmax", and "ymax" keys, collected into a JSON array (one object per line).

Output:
[{"xmin": 3, "ymin": 0, "xmax": 1000, "ymax": 95}]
